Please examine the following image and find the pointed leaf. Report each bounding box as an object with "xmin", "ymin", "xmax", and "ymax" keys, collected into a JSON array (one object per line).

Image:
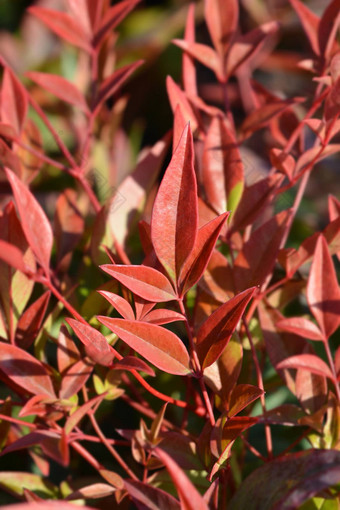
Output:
[
  {"xmin": 65, "ymin": 318, "xmax": 114, "ymax": 366},
  {"xmin": 59, "ymin": 358, "xmax": 93, "ymax": 399},
  {"xmin": 141, "ymin": 309, "xmax": 185, "ymax": 325},
  {"xmin": 172, "ymin": 39, "xmax": 223, "ymax": 81},
  {"xmin": 197, "ymin": 287, "xmax": 255, "ymax": 369},
  {"xmin": 65, "ymin": 393, "xmax": 106, "ymax": 435},
  {"xmin": 182, "ymin": 3, "xmax": 198, "ymax": 97},
  {"xmin": 100, "ymin": 264, "xmax": 177, "ymax": 302},
  {"xmin": 202, "ymin": 116, "xmax": 244, "ymax": 215},
  {"xmin": 125, "ymin": 479, "xmax": 181, "ymax": 510},
  {"xmin": 93, "ymin": 61, "xmax": 143, "ymax": 115},
  {"xmin": 276, "ymin": 317, "xmax": 325, "ymax": 341},
  {"xmin": 15, "ymin": 291, "xmax": 50, "ymax": 349},
  {"xmin": 276, "ymin": 354, "xmax": 334, "ymax": 381},
  {"xmin": 5, "ymin": 168, "xmax": 53, "ymax": 274},
  {"xmin": 228, "ymin": 384, "xmax": 264, "ymax": 418},
  {"xmin": 290, "ymin": 0, "xmax": 320, "ymax": 55},
  {"xmin": 66, "ymin": 483, "xmax": 116, "ymax": 500},
  {"xmin": 307, "ymin": 235, "xmax": 340, "ymax": 338},
  {"xmin": 0, "ymin": 472, "xmax": 58, "ymax": 499},
  {"xmin": 0, "ymin": 240, "xmax": 30, "ymax": 275},
  {"xmin": 112, "ymin": 356, "xmax": 155, "ymax": 377},
  {"xmin": 93, "ymin": 0, "xmax": 141, "ymax": 48},
  {"xmin": 1, "ymin": 68, "xmax": 28, "ymax": 134},
  {"xmin": 0, "ymin": 343, "xmax": 55, "ymax": 397},
  {"xmin": 229, "ymin": 449, "xmax": 340, "ymax": 510},
  {"xmin": 166, "ymin": 76, "xmax": 198, "ymax": 133},
  {"xmin": 151, "ymin": 124, "xmax": 198, "ymax": 284},
  {"xmin": 57, "ymin": 324, "xmax": 80, "ymax": 374},
  {"xmin": 28, "ymin": 6, "xmax": 91, "ymax": 51},
  {"xmin": 205, "ymin": 0, "xmax": 238, "ymax": 59},
  {"xmin": 26, "ymin": 72, "xmax": 89, "ymax": 112},
  {"xmin": 234, "ymin": 210, "xmax": 291, "ymax": 291},
  {"xmin": 155, "ymin": 448, "xmax": 209, "ymax": 510},
  {"xmin": 97, "ymin": 317, "xmax": 190, "ymax": 376},
  {"xmin": 179, "ymin": 212, "xmax": 229, "ymax": 295},
  {"xmin": 318, "ymin": 0, "xmax": 340, "ymax": 58},
  {"xmin": 98, "ymin": 290, "xmax": 135, "ymax": 320}
]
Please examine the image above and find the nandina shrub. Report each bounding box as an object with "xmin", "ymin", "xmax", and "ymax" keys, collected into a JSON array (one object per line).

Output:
[{"xmin": 0, "ymin": 0, "xmax": 339, "ymax": 508}]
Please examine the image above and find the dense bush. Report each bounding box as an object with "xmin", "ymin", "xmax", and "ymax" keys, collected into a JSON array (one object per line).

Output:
[{"xmin": 0, "ymin": 0, "xmax": 339, "ymax": 508}]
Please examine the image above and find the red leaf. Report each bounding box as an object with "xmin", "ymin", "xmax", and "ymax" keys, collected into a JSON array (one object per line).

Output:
[
  {"xmin": 179, "ymin": 212, "xmax": 229, "ymax": 296},
  {"xmin": 166, "ymin": 76, "xmax": 198, "ymax": 134},
  {"xmin": 151, "ymin": 124, "xmax": 198, "ymax": 285},
  {"xmin": 318, "ymin": 0, "xmax": 340, "ymax": 59},
  {"xmin": 59, "ymin": 358, "xmax": 93, "ymax": 399},
  {"xmin": 65, "ymin": 318, "xmax": 114, "ymax": 367},
  {"xmin": 0, "ymin": 240, "xmax": 31, "ymax": 275},
  {"xmin": 276, "ymin": 317, "xmax": 325, "ymax": 341},
  {"xmin": 93, "ymin": 61, "xmax": 143, "ymax": 115},
  {"xmin": 182, "ymin": 3, "xmax": 198, "ymax": 97},
  {"xmin": 125, "ymin": 479, "xmax": 181, "ymax": 510},
  {"xmin": 5, "ymin": 168, "xmax": 53, "ymax": 275},
  {"xmin": 1, "ymin": 502, "xmax": 96, "ymax": 509},
  {"xmin": 172, "ymin": 40, "xmax": 223, "ymax": 81},
  {"xmin": 270, "ymin": 148, "xmax": 295, "ymax": 181},
  {"xmin": 205, "ymin": 0, "xmax": 238, "ymax": 60},
  {"xmin": 226, "ymin": 21, "xmax": 279, "ymax": 77},
  {"xmin": 98, "ymin": 290, "xmax": 135, "ymax": 320},
  {"xmin": 229, "ymin": 449, "xmax": 340, "ymax": 510},
  {"xmin": 328, "ymin": 194, "xmax": 340, "ymax": 222},
  {"xmin": 155, "ymin": 448, "xmax": 209, "ymax": 510},
  {"xmin": 100, "ymin": 265, "xmax": 177, "ymax": 302},
  {"xmin": 227, "ymin": 384, "xmax": 264, "ymax": 418},
  {"xmin": 66, "ymin": 483, "xmax": 116, "ymax": 500},
  {"xmin": 0, "ymin": 343, "xmax": 55, "ymax": 397},
  {"xmin": 28, "ymin": 6, "xmax": 91, "ymax": 52},
  {"xmin": 112, "ymin": 356, "xmax": 155, "ymax": 377},
  {"xmin": 65, "ymin": 393, "xmax": 106, "ymax": 435},
  {"xmin": 289, "ymin": 0, "xmax": 320, "ymax": 55},
  {"xmin": 57, "ymin": 324, "xmax": 80, "ymax": 374},
  {"xmin": 26, "ymin": 72, "xmax": 89, "ymax": 113},
  {"xmin": 202, "ymin": 116, "xmax": 244, "ymax": 215},
  {"xmin": 97, "ymin": 317, "xmax": 190, "ymax": 376},
  {"xmin": 141, "ymin": 309, "xmax": 185, "ymax": 325},
  {"xmin": 196, "ymin": 287, "xmax": 255, "ymax": 369},
  {"xmin": 93, "ymin": 0, "xmax": 141, "ymax": 48},
  {"xmin": 276, "ymin": 354, "xmax": 334, "ymax": 381},
  {"xmin": 234, "ymin": 210, "xmax": 291, "ymax": 291},
  {"xmin": 66, "ymin": 0, "xmax": 92, "ymax": 37},
  {"xmin": 15, "ymin": 291, "xmax": 50, "ymax": 349},
  {"xmin": 307, "ymin": 235, "xmax": 340, "ymax": 338},
  {"xmin": 0, "ymin": 138, "xmax": 21, "ymax": 175},
  {"xmin": 0, "ymin": 68, "xmax": 28, "ymax": 134}
]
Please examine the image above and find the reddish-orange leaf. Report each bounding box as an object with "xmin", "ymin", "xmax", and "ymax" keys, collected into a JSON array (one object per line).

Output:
[
  {"xmin": 182, "ymin": 3, "xmax": 197, "ymax": 97},
  {"xmin": 28, "ymin": 6, "xmax": 91, "ymax": 52},
  {"xmin": 57, "ymin": 324, "xmax": 80, "ymax": 374},
  {"xmin": 276, "ymin": 317, "xmax": 325, "ymax": 341},
  {"xmin": 155, "ymin": 448, "xmax": 209, "ymax": 510},
  {"xmin": 65, "ymin": 393, "xmax": 106, "ymax": 435},
  {"xmin": 125, "ymin": 479, "xmax": 180, "ymax": 510},
  {"xmin": 1, "ymin": 68, "xmax": 28, "ymax": 134},
  {"xmin": 172, "ymin": 39, "xmax": 223, "ymax": 81},
  {"xmin": 179, "ymin": 212, "xmax": 229, "ymax": 296},
  {"xmin": 59, "ymin": 359, "xmax": 93, "ymax": 400},
  {"xmin": 112, "ymin": 356, "xmax": 155, "ymax": 377},
  {"xmin": 93, "ymin": 61, "xmax": 143, "ymax": 115},
  {"xmin": 202, "ymin": 116, "xmax": 244, "ymax": 215},
  {"xmin": 100, "ymin": 265, "xmax": 177, "ymax": 302},
  {"xmin": 151, "ymin": 124, "xmax": 198, "ymax": 285},
  {"xmin": 26, "ymin": 72, "xmax": 89, "ymax": 113},
  {"xmin": 307, "ymin": 235, "xmax": 340, "ymax": 339},
  {"xmin": 141, "ymin": 309, "xmax": 185, "ymax": 325},
  {"xmin": 5, "ymin": 168, "xmax": 53, "ymax": 275},
  {"xmin": 65, "ymin": 318, "xmax": 114, "ymax": 367},
  {"xmin": 15, "ymin": 291, "xmax": 50, "ymax": 349},
  {"xmin": 290, "ymin": 0, "xmax": 320, "ymax": 55},
  {"xmin": 93, "ymin": 0, "xmax": 141, "ymax": 48},
  {"xmin": 97, "ymin": 317, "xmax": 190, "ymax": 376},
  {"xmin": 318, "ymin": 0, "xmax": 340, "ymax": 59},
  {"xmin": 98, "ymin": 290, "xmax": 135, "ymax": 320},
  {"xmin": 0, "ymin": 240, "xmax": 30, "ymax": 275},
  {"xmin": 205, "ymin": 0, "xmax": 238, "ymax": 60},
  {"xmin": 277, "ymin": 354, "xmax": 334, "ymax": 381},
  {"xmin": 234, "ymin": 210, "xmax": 291, "ymax": 291},
  {"xmin": 66, "ymin": 0, "xmax": 92, "ymax": 37},
  {"xmin": 197, "ymin": 287, "xmax": 255, "ymax": 369},
  {"xmin": 0, "ymin": 343, "xmax": 55, "ymax": 397},
  {"xmin": 227, "ymin": 384, "xmax": 264, "ymax": 418},
  {"xmin": 166, "ymin": 76, "xmax": 198, "ymax": 134},
  {"xmin": 328, "ymin": 194, "xmax": 340, "ymax": 222}
]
